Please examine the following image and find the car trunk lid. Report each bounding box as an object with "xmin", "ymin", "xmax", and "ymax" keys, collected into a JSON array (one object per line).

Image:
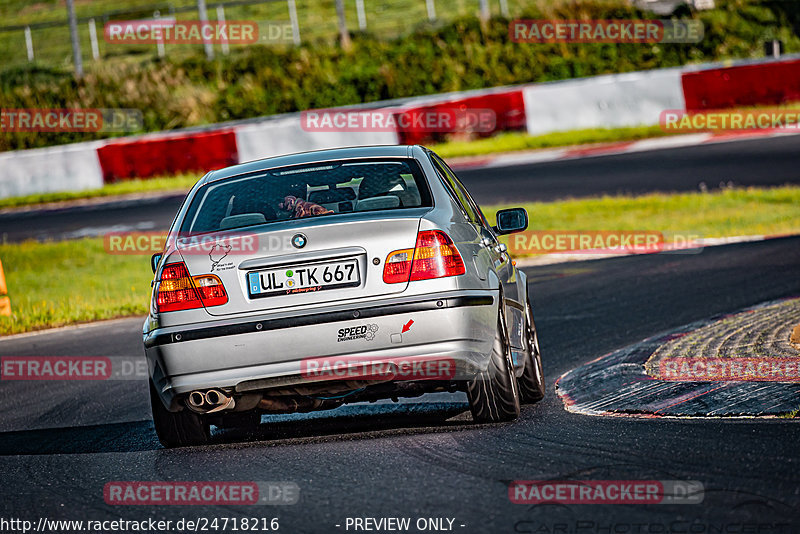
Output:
[{"xmin": 176, "ymin": 210, "xmax": 426, "ymax": 316}]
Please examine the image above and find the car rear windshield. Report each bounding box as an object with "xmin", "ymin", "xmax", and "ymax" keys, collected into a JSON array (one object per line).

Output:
[{"xmin": 180, "ymin": 158, "xmax": 432, "ymax": 234}]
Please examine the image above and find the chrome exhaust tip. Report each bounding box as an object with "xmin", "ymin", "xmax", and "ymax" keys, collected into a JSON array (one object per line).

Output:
[
  {"xmin": 205, "ymin": 389, "xmax": 224, "ymax": 405},
  {"xmin": 185, "ymin": 388, "xmax": 235, "ymax": 413},
  {"xmin": 206, "ymin": 389, "xmax": 235, "ymax": 413},
  {"xmin": 188, "ymin": 391, "xmax": 206, "ymax": 408}
]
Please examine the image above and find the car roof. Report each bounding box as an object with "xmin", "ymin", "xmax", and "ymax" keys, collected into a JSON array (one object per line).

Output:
[{"xmin": 201, "ymin": 145, "xmax": 422, "ymax": 185}]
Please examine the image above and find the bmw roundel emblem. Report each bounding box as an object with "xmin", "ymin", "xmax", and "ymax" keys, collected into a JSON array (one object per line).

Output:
[{"xmin": 291, "ymin": 233, "xmax": 307, "ymax": 249}]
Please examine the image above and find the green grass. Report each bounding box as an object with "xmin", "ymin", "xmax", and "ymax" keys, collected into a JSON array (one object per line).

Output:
[
  {"xmin": 430, "ymin": 125, "xmax": 675, "ymax": 159},
  {"xmin": 485, "ymin": 186, "xmax": 800, "ymax": 253},
  {"xmin": 1, "ymin": 185, "xmax": 799, "ymax": 336},
  {"xmin": 0, "ymin": 238, "xmax": 153, "ymax": 335},
  {"xmin": 0, "ymin": 174, "xmax": 200, "ymax": 210}
]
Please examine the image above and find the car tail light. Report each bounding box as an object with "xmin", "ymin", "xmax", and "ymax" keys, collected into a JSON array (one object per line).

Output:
[
  {"xmin": 156, "ymin": 262, "xmax": 228, "ymax": 312},
  {"xmin": 192, "ymin": 275, "xmax": 228, "ymax": 307},
  {"xmin": 383, "ymin": 230, "xmax": 465, "ymax": 284}
]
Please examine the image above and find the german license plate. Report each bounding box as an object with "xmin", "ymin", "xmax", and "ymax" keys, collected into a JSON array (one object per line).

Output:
[{"xmin": 248, "ymin": 258, "xmax": 360, "ymax": 298}]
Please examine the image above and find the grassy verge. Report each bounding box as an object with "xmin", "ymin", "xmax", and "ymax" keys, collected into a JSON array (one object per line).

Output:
[
  {"xmin": 1, "ymin": 185, "xmax": 799, "ymax": 336},
  {"xmin": 486, "ymin": 185, "xmax": 800, "ymax": 240},
  {"xmin": 0, "ymin": 239, "xmax": 152, "ymax": 335}
]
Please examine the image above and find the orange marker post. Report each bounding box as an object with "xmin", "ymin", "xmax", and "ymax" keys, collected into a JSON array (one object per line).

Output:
[{"xmin": 0, "ymin": 257, "xmax": 10, "ymax": 316}]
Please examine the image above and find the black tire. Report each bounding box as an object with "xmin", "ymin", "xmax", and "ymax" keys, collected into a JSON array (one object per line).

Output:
[
  {"xmin": 518, "ymin": 298, "xmax": 545, "ymax": 404},
  {"xmin": 466, "ymin": 297, "xmax": 521, "ymax": 423},
  {"xmin": 150, "ymin": 381, "xmax": 210, "ymax": 448}
]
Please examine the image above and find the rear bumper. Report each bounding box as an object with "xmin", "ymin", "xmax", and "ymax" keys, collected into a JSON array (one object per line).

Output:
[{"xmin": 144, "ymin": 291, "xmax": 496, "ymax": 410}]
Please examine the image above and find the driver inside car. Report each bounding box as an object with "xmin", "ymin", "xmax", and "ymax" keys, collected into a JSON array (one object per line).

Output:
[{"xmin": 277, "ymin": 182, "xmax": 334, "ymax": 218}]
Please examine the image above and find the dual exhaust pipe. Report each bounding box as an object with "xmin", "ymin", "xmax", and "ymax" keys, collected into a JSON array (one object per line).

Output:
[{"xmin": 187, "ymin": 389, "xmax": 234, "ymax": 413}]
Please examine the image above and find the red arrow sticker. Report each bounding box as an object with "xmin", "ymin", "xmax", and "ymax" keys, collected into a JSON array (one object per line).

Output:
[{"xmin": 401, "ymin": 319, "xmax": 414, "ymax": 333}]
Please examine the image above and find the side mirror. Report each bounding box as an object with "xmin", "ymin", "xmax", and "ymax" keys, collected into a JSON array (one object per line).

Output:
[
  {"xmin": 150, "ymin": 253, "xmax": 163, "ymax": 274},
  {"xmin": 494, "ymin": 208, "xmax": 528, "ymax": 235}
]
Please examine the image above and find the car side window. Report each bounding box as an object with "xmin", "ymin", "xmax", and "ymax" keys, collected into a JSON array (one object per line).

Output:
[
  {"xmin": 446, "ymin": 164, "xmax": 493, "ymax": 230},
  {"xmin": 432, "ymin": 154, "xmax": 494, "ymax": 230},
  {"xmin": 430, "ymin": 155, "xmax": 481, "ymax": 224}
]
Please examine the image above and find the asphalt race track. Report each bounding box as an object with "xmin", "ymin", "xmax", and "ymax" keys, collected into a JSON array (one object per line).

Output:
[
  {"xmin": 2, "ymin": 135, "xmax": 800, "ymax": 243},
  {"xmin": 459, "ymin": 134, "xmax": 800, "ymax": 203},
  {"xmin": 1, "ymin": 236, "xmax": 799, "ymax": 532}
]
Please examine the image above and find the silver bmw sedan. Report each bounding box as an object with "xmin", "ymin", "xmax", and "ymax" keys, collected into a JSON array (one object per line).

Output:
[{"xmin": 144, "ymin": 145, "xmax": 544, "ymax": 447}]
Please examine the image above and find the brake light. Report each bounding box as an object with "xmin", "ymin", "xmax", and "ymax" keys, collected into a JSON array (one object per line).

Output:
[
  {"xmin": 383, "ymin": 230, "xmax": 465, "ymax": 284},
  {"xmin": 156, "ymin": 262, "xmax": 228, "ymax": 312}
]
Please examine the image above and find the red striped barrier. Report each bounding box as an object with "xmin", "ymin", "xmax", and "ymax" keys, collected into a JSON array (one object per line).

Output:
[
  {"xmin": 396, "ymin": 90, "xmax": 526, "ymax": 145},
  {"xmin": 97, "ymin": 130, "xmax": 238, "ymax": 183},
  {"xmin": 681, "ymin": 59, "xmax": 800, "ymax": 111},
  {"xmin": 7, "ymin": 56, "xmax": 800, "ymax": 200}
]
